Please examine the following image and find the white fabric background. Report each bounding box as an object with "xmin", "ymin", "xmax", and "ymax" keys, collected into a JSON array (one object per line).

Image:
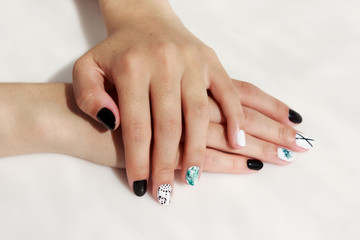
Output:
[{"xmin": 0, "ymin": 0, "xmax": 359, "ymax": 239}]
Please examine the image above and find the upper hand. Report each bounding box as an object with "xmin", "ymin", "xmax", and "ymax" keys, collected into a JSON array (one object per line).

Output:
[{"xmin": 73, "ymin": 2, "xmax": 245, "ymax": 202}]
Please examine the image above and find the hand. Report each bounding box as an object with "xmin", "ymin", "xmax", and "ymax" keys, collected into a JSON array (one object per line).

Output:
[
  {"xmin": 0, "ymin": 80, "xmax": 313, "ymax": 205},
  {"xmin": 73, "ymin": 0, "xmax": 246, "ymax": 197}
]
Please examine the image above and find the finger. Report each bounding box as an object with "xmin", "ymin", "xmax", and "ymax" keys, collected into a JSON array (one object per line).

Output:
[
  {"xmin": 232, "ymin": 80, "xmax": 303, "ymax": 125},
  {"xmin": 180, "ymin": 71, "xmax": 208, "ymax": 186},
  {"xmin": 242, "ymin": 107, "xmax": 314, "ymax": 151},
  {"xmin": 150, "ymin": 78, "xmax": 182, "ymax": 205},
  {"xmin": 115, "ymin": 72, "xmax": 152, "ymax": 197},
  {"xmin": 206, "ymin": 123, "xmax": 296, "ymax": 165},
  {"xmin": 208, "ymin": 100, "xmax": 314, "ymax": 151},
  {"xmin": 202, "ymin": 148, "xmax": 264, "ymax": 173},
  {"xmin": 209, "ymin": 68, "xmax": 246, "ymax": 149},
  {"xmin": 175, "ymin": 145, "xmax": 263, "ymax": 173},
  {"xmin": 73, "ymin": 56, "xmax": 119, "ymax": 130}
]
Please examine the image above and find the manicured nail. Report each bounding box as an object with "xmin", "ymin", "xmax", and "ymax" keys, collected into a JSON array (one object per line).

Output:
[
  {"xmin": 295, "ymin": 133, "xmax": 314, "ymax": 149},
  {"xmin": 236, "ymin": 129, "xmax": 246, "ymax": 147},
  {"xmin": 277, "ymin": 147, "xmax": 295, "ymax": 162},
  {"xmin": 289, "ymin": 109, "xmax": 302, "ymax": 124},
  {"xmin": 157, "ymin": 184, "xmax": 172, "ymax": 205},
  {"xmin": 186, "ymin": 166, "xmax": 200, "ymax": 186},
  {"xmin": 133, "ymin": 180, "xmax": 147, "ymax": 197},
  {"xmin": 96, "ymin": 108, "xmax": 116, "ymax": 130},
  {"xmin": 247, "ymin": 159, "xmax": 263, "ymax": 170}
]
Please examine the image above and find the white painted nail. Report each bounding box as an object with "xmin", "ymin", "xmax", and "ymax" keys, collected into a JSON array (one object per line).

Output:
[
  {"xmin": 277, "ymin": 147, "xmax": 295, "ymax": 162},
  {"xmin": 295, "ymin": 132, "xmax": 314, "ymax": 149},
  {"xmin": 157, "ymin": 184, "xmax": 172, "ymax": 205},
  {"xmin": 236, "ymin": 130, "xmax": 246, "ymax": 147}
]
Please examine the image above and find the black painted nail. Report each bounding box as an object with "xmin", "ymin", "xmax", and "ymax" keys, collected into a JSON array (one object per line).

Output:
[
  {"xmin": 247, "ymin": 159, "xmax": 263, "ymax": 171},
  {"xmin": 96, "ymin": 108, "xmax": 116, "ymax": 130},
  {"xmin": 289, "ymin": 109, "xmax": 302, "ymax": 124},
  {"xmin": 133, "ymin": 180, "xmax": 147, "ymax": 197}
]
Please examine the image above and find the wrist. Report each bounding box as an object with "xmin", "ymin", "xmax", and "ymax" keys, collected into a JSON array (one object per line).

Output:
[{"xmin": 99, "ymin": 0, "xmax": 180, "ymax": 34}]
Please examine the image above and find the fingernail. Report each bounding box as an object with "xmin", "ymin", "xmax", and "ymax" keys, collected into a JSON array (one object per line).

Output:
[
  {"xmin": 295, "ymin": 132, "xmax": 314, "ymax": 149},
  {"xmin": 236, "ymin": 129, "xmax": 246, "ymax": 147},
  {"xmin": 186, "ymin": 166, "xmax": 200, "ymax": 186},
  {"xmin": 133, "ymin": 180, "xmax": 147, "ymax": 197},
  {"xmin": 247, "ymin": 159, "xmax": 263, "ymax": 170},
  {"xmin": 157, "ymin": 184, "xmax": 172, "ymax": 205},
  {"xmin": 289, "ymin": 109, "xmax": 302, "ymax": 124},
  {"xmin": 277, "ymin": 147, "xmax": 295, "ymax": 162},
  {"xmin": 96, "ymin": 108, "xmax": 116, "ymax": 130}
]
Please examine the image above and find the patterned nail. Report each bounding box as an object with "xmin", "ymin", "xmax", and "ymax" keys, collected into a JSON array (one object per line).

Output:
[
  {"xmin": 157, "ymin": 184, "xmax": 172, "ymax": 205},
  {"xmin": 236, "ymin": 130, "xmax": 246, "ymax": 147},
  {"xmin": 295, "ymin": 133, "xmax": 314, "ymax": 149},
  {"xmin": 289, "ymin": 109, "xmax": 302, "ymax": 124},
  {"xmin": 277, "ymin": 147, "xmax": 295, "ymax": 162},
  {"xmin": 186, "ymin": 166, "xmax": 200, "ymax": 186},
  {"xmin": 96, "ymin": 108, "xmax": 116, "ymax": 130}
]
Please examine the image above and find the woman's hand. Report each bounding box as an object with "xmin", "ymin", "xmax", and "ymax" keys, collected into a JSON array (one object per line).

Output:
[
  {"xmin": 73, "ymin": 0, "xmax": 246, "ymax": 197},
  {"xmin": 0, "ymin": 80, "xmax": 313, "ymax": 205}
]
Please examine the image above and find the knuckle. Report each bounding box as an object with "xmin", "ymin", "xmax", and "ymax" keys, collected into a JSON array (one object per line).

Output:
[
  {"xmin": 243, "ymin": 107, "xmax": 254, "ymax": 128},
  {"xmin": 278, "ymin": 125, "xmax": 294, "ymax": 142},
  {"xmin": 158, "ymin": 118, "xmax": 182, "ymax": 137},
  {"xmin": 113, "ymin": 51, "xmax": 144, "ymax": 76},
  {"xmin": 192, "ymin": 100, "xmax": 209, "ymax": 119},
  {"xmin": 209, "ymin": 124, "xmax": 227, "ymax": 146},
  {"xmin": 125, "ymin": 121, "xmax": 151, "ymax": 143},
  {"xmin": 232, "ymin": 157, "xmax": 243, "ymax": 173},
  {"xmin": 74, "ymin": 87, "xmax": 96, "ymax": 113},
  {"xmin": 237, "ymin": 81, "xmax": 258, "ymax": 98},
  {"xmin": 200, "ymin": 45, "xmax": 217, "ymax": 59},
  {"xmin": 73, "ymin": 58, "xmax": 84, "ymax": 72},
  {"xmin": 153, "ymin": 41, "xmax": 178, "ymax": 63},
  {"xmin": 262, "ymin": 143, "xmax": 276, "ymax": 160},
  {"xmin": 154, "ymin": 166, "xmax": 175, "ymax": 179}
]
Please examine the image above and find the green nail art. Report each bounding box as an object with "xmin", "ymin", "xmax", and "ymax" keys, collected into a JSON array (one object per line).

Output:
[{"xmin": 186, "ymin": 166, "xmax": 200, "ymax": 186}]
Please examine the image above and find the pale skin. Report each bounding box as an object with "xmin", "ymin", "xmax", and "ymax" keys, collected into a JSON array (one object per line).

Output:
[
  {"xmin": 0, "ymin": 80, "xmax": 307, "ymax": 203},
  {"xmin": 73, "ymin": 0, "xmax": 248, "ymax": 196}
]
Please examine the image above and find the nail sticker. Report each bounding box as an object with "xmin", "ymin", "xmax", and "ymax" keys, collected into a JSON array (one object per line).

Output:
[
  {"xmin": 186, "ymin": 166, "xmax": 200, "ymax": 186},
  {"xmin": 157, "ymin": 184, "xmax": 172, "ymax": 205},
  {"xmin": 295, "ymin": 133, "xmax": 314, "ymax": 149},
  {"xmin": 277, "ymin": 147, "xmax": 295, "ymax": 162}
]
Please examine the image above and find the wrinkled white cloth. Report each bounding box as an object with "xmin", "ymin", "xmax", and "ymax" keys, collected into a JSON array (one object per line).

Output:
[{"xmin": 0, "ymin": 0, "xmax": 359, "ymax": 239}]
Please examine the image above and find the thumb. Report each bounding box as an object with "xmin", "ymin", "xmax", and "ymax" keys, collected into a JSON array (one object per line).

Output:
[{"xmin": 73, "ymin": 57, "xmax": 120, "ymax": 130}]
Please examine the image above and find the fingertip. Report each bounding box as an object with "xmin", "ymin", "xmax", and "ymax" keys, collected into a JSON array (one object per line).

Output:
[
  {"xmin": 236, "ymin": 129, "xmax": 246, "ymax": 147},
  {"xmin": 96, "ymin": 107, "xmax": 116, "ymax": 130},
  {"xmin": 156, "ymin": 184, "xmax": 172, "ymax": 205},
  {"xmin": 288, "ymin": 109, "xmax": 303, "ymax": 124},
  {"xmin": 133, "ymin": 180, "xmax": 147, "ymax": 197},
  {"xmin": 185, "ymin": 166, "xmax": 200, "ymax": 186},
  {"xmin": 247, "ymin": 159, "xmax": 263, "ymax": 171}
]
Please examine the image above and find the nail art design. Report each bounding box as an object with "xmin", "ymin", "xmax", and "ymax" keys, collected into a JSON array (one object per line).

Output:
[
  {"xmin": 247, "ymin": 159, "xmax": 263, "ymax": 170},
  {"xmin": 288, "ymin": 109, "xmax": 302, "ymax": 124},
  {"xmin": 186, "ymin": 166, "xmax": 200, "ymax": 186},
  {"xmin": 96, "ymin": 108, "xmax": 116, "ymax": 130},
  {"xmin": 236, "ymin": 129, "xmax": 246, "ymax": 147},
  {"xmin": 295, "ymin": 133, "xmax": 314, "ymax": 149},
  {"xmin": 277, "ymin": 147, "xmax": 295, "ymax": 162},
  {"xmin": 133, "ymin": 180, "xmax": 147, "ymax": 197},
  {"xmin": 157, "ymin": 184, "xmax": 172, "ymax": 205}
]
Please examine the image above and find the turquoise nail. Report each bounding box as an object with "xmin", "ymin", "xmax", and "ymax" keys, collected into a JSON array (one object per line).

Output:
[{"xmin": 186, "ymin": 166, "xmax": 200, "ymax": 186}]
